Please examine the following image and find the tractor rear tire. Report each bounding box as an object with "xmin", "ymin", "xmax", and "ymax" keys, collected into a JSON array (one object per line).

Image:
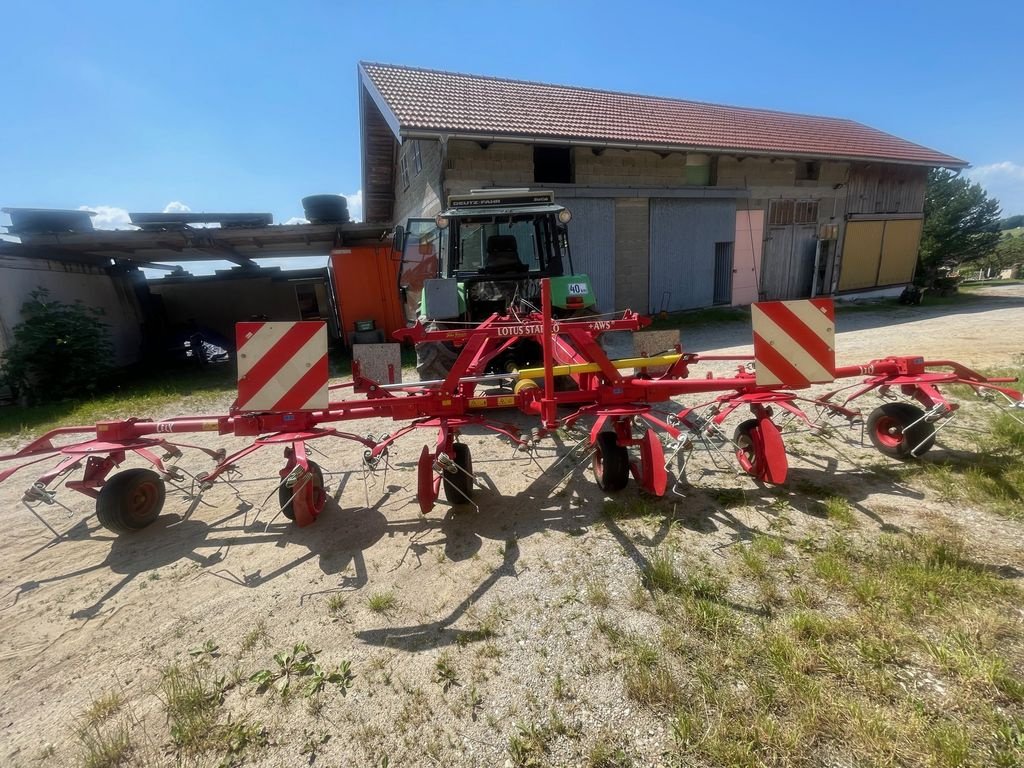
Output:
[
  {"xmin": 593, "ymin": 432, "xmax": 629, "ymax": 492},
  {"xmin": 443, "ymin": 443, "xmax": 474, "ymax": 504},
  {"xmin": 867, "ymin": 403, "xmax": 935, "ymax": 459},
  {"xmin": 279, "ymin": 461, "xmax": 325, "ymax": 520},
  {"xmin": 96, "ymin": 468, "xmax": 166, "ymax": 534},
  {"xmin": 734, "ymin": 419, "xmax": 764, "ymax": 478},
  {"xmin": 416, "ymin": 342, "xmax": 460, "ymax": 382}
]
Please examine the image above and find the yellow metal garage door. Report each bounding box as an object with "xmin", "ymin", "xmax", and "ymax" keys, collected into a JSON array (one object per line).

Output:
[
  {"xmin": 877, "ymin": 218, "xmax": 924, "ymax": 286},
  {"xmin": 838, "ymin": 220, "xmax": 885, "ymax": 291}
]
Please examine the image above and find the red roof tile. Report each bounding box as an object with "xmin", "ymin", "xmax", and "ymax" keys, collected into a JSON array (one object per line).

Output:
[{"xmin": 361, "ymin": 62, "xmax": 965, "ymax": 168}]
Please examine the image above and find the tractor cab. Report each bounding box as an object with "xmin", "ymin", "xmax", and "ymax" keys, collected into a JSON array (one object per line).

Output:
[{"xmin": 397, "ymin": 189, "xmax": 595, "ymax": 324}]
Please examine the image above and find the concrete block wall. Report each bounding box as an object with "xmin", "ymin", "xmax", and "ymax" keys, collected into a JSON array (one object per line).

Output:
[
  {"xmin": 575, "ymin": 148, "xmax": 692, "ymax": 186},
  {"xmin": 445, "ymin": 140, "xmax": 533, "ymax": 193},
  {"xmin": 0, "ymin": 256, "xmax": 144, "ymax": 365},
  {"xmin": 393, "ymin": 138, "xmax": 444, "ymax": 225},
  {"xmin": 614, "ymin": 198, "xmax": 650, "ymax": 312}
]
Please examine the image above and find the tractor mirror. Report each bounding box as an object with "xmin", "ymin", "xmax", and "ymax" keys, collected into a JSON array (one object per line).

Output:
[{"xmin": 391, "ymin": 225, "xmax": 406, "ymax": 258}]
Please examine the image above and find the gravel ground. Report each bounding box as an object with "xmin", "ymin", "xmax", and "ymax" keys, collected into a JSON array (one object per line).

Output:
[{"xmin": 0, "ymin": 285, "xmax": 1022, "ymax": 767}]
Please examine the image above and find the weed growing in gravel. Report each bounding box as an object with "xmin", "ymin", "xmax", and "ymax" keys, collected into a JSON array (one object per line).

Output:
[
  {"xmin": 327, "ymin": 593, "xmax": 348, "ymax": 616},
  {"xmin": 77, "ymin": 691, "xmax": 133, "ymax": 768},
  {"xmin": 160, "ymin": 662, "xmax": 224, "ymax": 753},
  {"xmin": 249, "ymin": 643, "xmax": 353, "ymax": 698},
  {"xmin": 508, "ymin": 721, "xmax": 552, "ymax": 767},
  {"xmin": 367, "ymin": 590, "xmax": 399, "ymax": 615},
  {"xmin": 240, "ymin": 619, "xmax": 270, "ymax": 654},
  {"xmin": 434, "ymin": 653, "xmax": 459, "ymax": 692},
  {"xmin": 588, "ymin": 729, "xmax": 632, "ymax": 767},
  {"xmin": 585, "ymin": 578, "xmax": 612, "ymax": 608}
]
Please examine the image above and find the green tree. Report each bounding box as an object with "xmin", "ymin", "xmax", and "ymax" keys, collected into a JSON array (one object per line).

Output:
[
  {"xmin": 1, "ymin": 289, "xmax": 114, "ymax": 403},
  {"xmin": 918, "ymin": 169, "xmax": 1001, "ymax": 284}
]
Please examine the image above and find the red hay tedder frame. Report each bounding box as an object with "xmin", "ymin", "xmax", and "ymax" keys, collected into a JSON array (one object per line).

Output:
[{"xmin": 2, "ymin": 280, "xmax": 1021, "ymax": 540}]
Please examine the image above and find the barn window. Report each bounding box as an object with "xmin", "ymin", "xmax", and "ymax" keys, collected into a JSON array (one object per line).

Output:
[
  {"xmin": 768, "ymin": 200, "xmax": 794, "ymax": 226},
  {"xmin": 412, "ymin": 140, "xmax": 423, "ymax": 174},
  {"xmin": 400, "ymin": 153, "xmax": 410, "ymax": 190},
  {"xmin": 796, "ymin": 161, "xmax": 820, "ymax": 181},
  {"xmin": 794, "ymin": 201, "xmax": 819, "ymax": 224},
  {"xmin": 534, "ymin": 146, "xmax": 574, "ymax": 184}
]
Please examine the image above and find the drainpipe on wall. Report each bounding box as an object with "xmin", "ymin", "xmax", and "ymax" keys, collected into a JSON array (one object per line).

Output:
[{"xmin": 438, "ymin": 134, "xmax": 449, "ymax": 213}]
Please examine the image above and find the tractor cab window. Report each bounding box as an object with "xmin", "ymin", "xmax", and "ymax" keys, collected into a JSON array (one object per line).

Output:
[{"xmin": 455, "ymin": 218, "xmax": 541, "ymax": 275}]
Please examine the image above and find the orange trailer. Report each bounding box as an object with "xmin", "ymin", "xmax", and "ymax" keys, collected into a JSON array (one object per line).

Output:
[{"xmin": 328, "ymin": 245, "xmax": 405, "ymax": 344}]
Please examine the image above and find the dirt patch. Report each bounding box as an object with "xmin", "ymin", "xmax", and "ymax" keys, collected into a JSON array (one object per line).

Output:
[{"xmin": 1, "ymin": 287, "xmax": 1022, "ymax": 767}]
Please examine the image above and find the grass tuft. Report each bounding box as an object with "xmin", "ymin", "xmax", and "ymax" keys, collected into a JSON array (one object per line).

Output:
[{"xmin": 367, "ymin": 590, "xmax": 399, "ymax": 615}]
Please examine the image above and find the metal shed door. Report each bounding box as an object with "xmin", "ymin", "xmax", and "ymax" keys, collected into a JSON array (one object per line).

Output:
[
  {"xmin": 557, "ymin": 197, "xmax": 615, "ymax": 312},
  {"xmin": 649, "ymin": 199, "xmax": 737, "ymax": 312}
]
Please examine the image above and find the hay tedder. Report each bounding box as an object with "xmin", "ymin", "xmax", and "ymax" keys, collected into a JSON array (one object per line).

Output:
[{"xmin": 1, "ymin": 278, "xmax": 1022, "ymax": 540}]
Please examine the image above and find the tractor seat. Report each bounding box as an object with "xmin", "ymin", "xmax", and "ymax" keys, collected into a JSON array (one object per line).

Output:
[{"xmin": 483, "ymin": 235, "xmax": 528, "ymax": 274}]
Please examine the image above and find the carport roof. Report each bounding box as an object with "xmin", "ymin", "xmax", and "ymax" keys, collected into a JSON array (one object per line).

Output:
[
  {"xmin": 0, "ymin": 221, "xmax": 391, "ymax": 269},
  {"xmin": 359, "ymin": 62, "xmax": 967, "ymax": 168}
]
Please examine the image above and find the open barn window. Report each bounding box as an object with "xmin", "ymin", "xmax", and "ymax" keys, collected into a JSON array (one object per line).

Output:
[
  {"xmin": 534, "ymin": 146, "xmax": 574, "ymax": 184},
  {"xmin": 796, "ymin": 161, "xmax": 820, "ymax": 181}
]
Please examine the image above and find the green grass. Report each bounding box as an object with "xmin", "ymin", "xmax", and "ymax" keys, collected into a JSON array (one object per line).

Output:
[
  {"xmin": 367, "ymin": 590, "xmax": 399, "ymax": 615},
  {"xmin": 912, "ymin": 373, "xmax": 1024, "ymax": 519},
  {"xmin": 0, "ymin": 365, "xmax": 237, "ymax": 437},
  {"xmin": 77, "ymin": 691, "xmax": 133, "ymax": 768},
  {"xmin": 0, "ymin": 343, "xmax": 416, "ymax": 438},
  {"xmin": 617, "ymin": 530, "xmax": 1024, "ymax": 768}
]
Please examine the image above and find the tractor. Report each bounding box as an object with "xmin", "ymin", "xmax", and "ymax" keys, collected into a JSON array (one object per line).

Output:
[{"xmin": 395, "ymin": 189, "xmax": 597, "ymax": 379}]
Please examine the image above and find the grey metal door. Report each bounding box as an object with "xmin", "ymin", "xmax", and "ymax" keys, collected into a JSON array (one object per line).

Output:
[
  {"xmin": 649, "ymin": 199, "xmax": 736, "ymax": 312},
  {"xmin": 557, "ymin": 197, "xmax": 615, "ymax": 312},
  {"xmin": 713, "ymin": 242, "xmax": 734, "ymax": 305}
]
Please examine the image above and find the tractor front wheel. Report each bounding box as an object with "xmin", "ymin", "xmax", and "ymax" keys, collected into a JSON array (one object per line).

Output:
[
  {"xmin": 96, "ymin": 468, "xmax": 167, "ymax": 534},
  {"xmin": 867, "ymin": 403, "xmax": 935, "ymax": 459},
  {"xmin": 593, "ymin": 432, "xmax": 629, "ymax": 492}
]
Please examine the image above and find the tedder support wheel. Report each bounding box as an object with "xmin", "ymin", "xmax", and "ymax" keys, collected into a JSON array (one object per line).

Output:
[
  {"xmin": 443, "ymin": 443, "xmax": 474, "ymax": 504},
  {"xmin": 593, "ymin": 432, "xmax": 629, "ymax": 492},
  {"xmin": 734, "ymin": 419, "xmax": 764, "ymax": 478},
  {"xmin": 279, "ymin": 461, "xmax": 325, "ymax": 520},
  {"xmin": 867, "ymin": 403, "xmax": 936, "ymax": 459},
  {"xmin": 96, "ymin": 468, "xmax": 167, "ymax": 534}
]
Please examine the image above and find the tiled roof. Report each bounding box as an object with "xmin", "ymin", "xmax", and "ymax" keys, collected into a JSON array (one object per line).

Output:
[{"xmin": 360, "ymin": 62, "xmax": 966, "ymax": 168}]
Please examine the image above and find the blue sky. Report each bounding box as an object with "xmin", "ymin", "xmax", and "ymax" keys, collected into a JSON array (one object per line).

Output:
[{"xmin": 1, "ymin": 0, "xmax": 1021, "ymax": 272}]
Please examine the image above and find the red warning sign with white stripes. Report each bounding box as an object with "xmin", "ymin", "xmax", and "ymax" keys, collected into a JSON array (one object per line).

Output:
[
  {"xmin": 752, "ymin": 299, "xmax": 836, "ymax": 387},
  {"xmin": 235, "ymin": 321, "xmax": 329, "ymax": 412}
]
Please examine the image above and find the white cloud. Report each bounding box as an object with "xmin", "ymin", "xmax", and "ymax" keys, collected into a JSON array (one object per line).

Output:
[
  {"xmin": 965, "ymin": 161, "xmax": 1024, "ymax": 217},
  {"xmin": 163, "ymin": 201, "xmax": 191, "ymax": 214},
  {"xmin": 283, "ymin": 216, "xmax": 310, "ymax": 225},
  {"xmin": 79, "ymin": 205, "xmax": 137, "ymax": 230},
  {"xmin": 344, "ymin": 190, "xmax": 363, "ymax": 223}
]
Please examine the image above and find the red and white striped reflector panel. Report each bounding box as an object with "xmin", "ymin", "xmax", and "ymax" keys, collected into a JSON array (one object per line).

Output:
[
  {"xmin": 752, "ymin": 299, "xmax": 835, "ymax": 387},
  {"xmin": 235, "ymin": 321, "xmax": 329, "ymax": 412}
]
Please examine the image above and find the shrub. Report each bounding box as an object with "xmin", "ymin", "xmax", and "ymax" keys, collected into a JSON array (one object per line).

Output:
[{"xmin": 1, "ymin": 288, "xmax": 114, "ymax": 402}]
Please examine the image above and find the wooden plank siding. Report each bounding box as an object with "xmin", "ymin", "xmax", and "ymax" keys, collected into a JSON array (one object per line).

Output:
[
  {"xmin": 845, "ymin": 165, "xmax": 927, "ymax": 215},
  {"xmin": 361, "ymin": 88, "xmax": 398, "ymax": 223}
]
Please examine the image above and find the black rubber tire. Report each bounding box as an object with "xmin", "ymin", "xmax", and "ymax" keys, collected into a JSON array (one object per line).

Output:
[
  {"xmin": 867, "ymin": 403, "xmax": 935, "ymax": 459},
  {"xmin": 734, "ymin": 419, "xmax": 763, "ymax": 478},
  {"xmin": 593, "ymin": 432, "xmax": 629, "ymax": 492},
  {"xmin": 443, "ymin": 443, "xmax": 474, "ymax": 504},
  {"xmin": 96, "ymin": 468, "xmax": 166, "ymax": 534},
  {"xmin": 415, "ymin": 341, "xmax": 461, "ymax": 381},
  {"xmin": 279, "ymin": 461, "xmax": 324, "ymax": 520}
]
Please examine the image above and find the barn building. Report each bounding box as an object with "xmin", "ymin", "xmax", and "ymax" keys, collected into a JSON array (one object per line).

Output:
[{"xmin": 358, "ymin": 62, "xmax": 966, "ymax": 313}]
